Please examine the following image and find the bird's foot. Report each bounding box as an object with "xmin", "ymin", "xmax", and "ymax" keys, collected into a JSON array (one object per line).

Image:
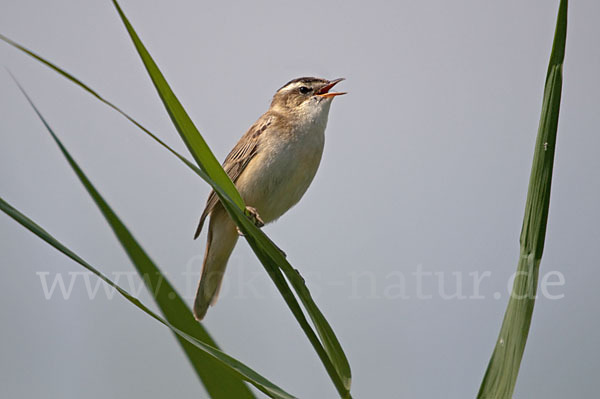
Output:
[
  {"xmin": 237, "ymin": 206, "xmax": 264, "ymax": 236},
  {"xmin": 245, "ymin": 206, "xmax": 264, "ymax": 227},
  {"xmin": 236, "ymin": 208, "xmax": 286, "ymax": 258}
]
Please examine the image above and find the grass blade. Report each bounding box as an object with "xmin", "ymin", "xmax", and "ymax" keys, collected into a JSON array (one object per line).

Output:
[
  {"xmin": 111, "ymin": 0, "xmax": 352, "ymax": 394},
  {"xmin": 11, "ymin": 76, "xmax": 256, "ymax": 399},
  {"xmin": 111, "ymin": 1, "xmax": 244, "ymax": 210},
  {"xmin": 1, "ymin": 9, "xmax": 352, "ymax": 393},
  {"xmin": 0, "ymin": 196, "xmax": 296, "ymax": 399},
  {"xmin": 477, "ymin": 1, "xmax": 568, "ymax": 397},
  {"xmin": 0, "ymin": 33, "xmax": 235, "ymax": 206}
]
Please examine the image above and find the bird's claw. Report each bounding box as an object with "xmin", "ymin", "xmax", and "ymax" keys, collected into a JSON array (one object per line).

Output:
[
  {"xmin": 245, "ymin": 206, "xmax": 264, "ymax": 227},
  {"xmin": 236, "ymin": 208, "xmax": 287, "ymax": 258},
  {"xmin": 237, "ymin": 206, "xmax": 264, "ymax": 236}
]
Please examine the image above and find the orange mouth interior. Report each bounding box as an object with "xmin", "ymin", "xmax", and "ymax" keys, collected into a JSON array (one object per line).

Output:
[{"xmin": 316, "ymin": 79, "xmax": 346, "ymax": 98}]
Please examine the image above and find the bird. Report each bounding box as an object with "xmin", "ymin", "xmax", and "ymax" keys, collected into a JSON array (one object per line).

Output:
[{"xmin": 192, "ymin": 76, "xmax": 346, "ymax": 320}]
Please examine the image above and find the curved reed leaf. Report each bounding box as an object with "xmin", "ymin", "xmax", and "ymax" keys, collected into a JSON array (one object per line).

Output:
[
  {"xmin": 112, "ymin": 4, "xmax": 244, "ymax": 210},
  {"xmin": 1, "ymin": 6, "xmax": 352, "ymax": 394},
  {"xmin": 111, "ymin": 0, "xmax": 352, "ymax": 395},
  {"xmin": 477, "ymin": 1, "xmax": 568, "ymax": 397},
  {"xmin": 10, "ymin": 76, "xmax": 256, "ymax": 399},
  {"xmin": 0, "ymin": 33, "xmax": 237, "ymax": 210},
  {"xmin": 0, "ymin": 196, "xmax": 295, "ymax": 399}
]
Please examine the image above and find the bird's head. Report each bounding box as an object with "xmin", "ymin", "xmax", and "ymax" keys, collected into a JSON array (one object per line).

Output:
[{"xmin": 270, "ymin": 77, "xmax": 346, "ymax": 118}]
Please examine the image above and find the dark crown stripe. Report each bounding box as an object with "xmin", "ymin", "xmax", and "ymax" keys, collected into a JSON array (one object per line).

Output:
[{"xmin": 278, "ymin": 77, "xmax": 327, "ymax": 91}]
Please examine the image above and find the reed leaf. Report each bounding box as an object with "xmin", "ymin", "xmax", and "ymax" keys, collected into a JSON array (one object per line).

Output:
[
  {"xmin": 111, "ymin": 0, "xmax": 351, "ymax": 395},
  {"xmin": 10, "ymin": 75, "xmax": 256, "ymax": 399},
  {"xmin": 0, "ymin": 3, "xmax": 351, "ymax": 395},
  {"xmin": 477, "ymin": 1, "xmax": 568, "ymax": 397},
  {"xmin": 0, "ymin": 194, "xmax": 295, "ymax": 399}
]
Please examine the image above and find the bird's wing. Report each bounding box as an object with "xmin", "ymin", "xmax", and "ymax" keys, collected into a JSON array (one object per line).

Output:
[{"xmin": 193, "ymin": 115, "xmax": 273, "ymax": 239}]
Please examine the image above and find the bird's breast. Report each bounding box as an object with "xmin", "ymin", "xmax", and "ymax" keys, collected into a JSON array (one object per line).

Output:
[{"xmin": 236, "ymin": 121, "xmax": 326, "ymax": 223}]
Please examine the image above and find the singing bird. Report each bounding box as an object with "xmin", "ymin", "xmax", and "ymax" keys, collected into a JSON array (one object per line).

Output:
[{"xmin": 193, "ymin": 77, "xmax": 346, "ymax": 320}]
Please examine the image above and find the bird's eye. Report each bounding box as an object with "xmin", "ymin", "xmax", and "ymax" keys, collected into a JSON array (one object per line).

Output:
[{"xmin": 299, "ymin": 86, "xmax": 310, "ymax": 94}]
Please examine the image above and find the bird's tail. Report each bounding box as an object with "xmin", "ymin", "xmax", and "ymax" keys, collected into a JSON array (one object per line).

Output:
[{"xmin": 193, "ymin": 208, "xmax": 239, "ymax": 320}]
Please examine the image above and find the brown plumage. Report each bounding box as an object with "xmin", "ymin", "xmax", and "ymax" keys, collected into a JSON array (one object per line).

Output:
[
  {"xmin": 193, "ymin": 77, "xmax": 345, "ymax": 320},
  {"xmin": 193, "ymin": 116, "xmax": 271, "ymax": 240}
]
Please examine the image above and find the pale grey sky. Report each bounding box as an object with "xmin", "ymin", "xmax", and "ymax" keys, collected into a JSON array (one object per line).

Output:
[{"xmin": 1, "ymin": 1, "xmax": 599, "ymax": 398}]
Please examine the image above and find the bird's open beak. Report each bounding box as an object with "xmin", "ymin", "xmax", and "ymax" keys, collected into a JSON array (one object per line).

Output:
[{"xmin": 316, "ymin": 78, "xmax": 346, "ymax": 98}]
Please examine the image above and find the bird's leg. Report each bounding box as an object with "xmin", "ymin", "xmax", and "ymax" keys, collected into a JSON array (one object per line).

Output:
[{"xmin": 236, "ymin": 207, "xmax": 287, "ymax": 258}]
